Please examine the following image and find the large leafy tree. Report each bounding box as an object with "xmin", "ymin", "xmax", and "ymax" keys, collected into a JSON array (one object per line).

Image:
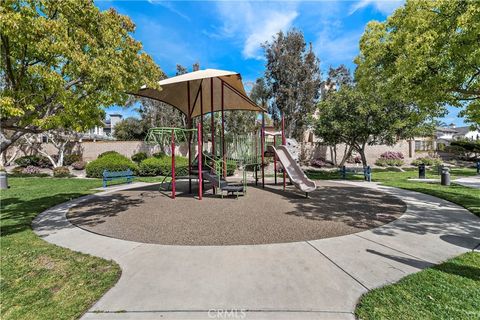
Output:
[
  {"xmin": 0, "ymin": 0, "xmax": 162, "ymax": 153},
  {"xmin": 315, "ymin": 82, "xmax": 433, "ymax": 167},
  {"xmin": 263, "ymin": 29, "xmax": 321, "ymax": 140},
  {"xmin": 355, "ymin": 0, "xmax": 480, "ymax": 128},
  {"xmin": 112, "ymin": 117, "xmax": 147, "ymax": 141}
]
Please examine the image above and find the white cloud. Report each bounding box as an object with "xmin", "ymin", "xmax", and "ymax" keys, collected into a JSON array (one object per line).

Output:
[
  {"xmin": 147, "ymin": 0, "xmax": 191, "ymax": 21},
  {"xmin": 213, "ymin": 2, "xmax": 298, "ymax": 59},
  {"xmin": 315, "ymin": 29, "xmax": 362, "ymax": 68},
  {"xmin": 349, "ymin": 0, "xmax": 404, "ymax": 16}
]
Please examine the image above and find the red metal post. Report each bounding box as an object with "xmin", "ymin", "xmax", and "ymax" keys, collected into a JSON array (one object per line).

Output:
[
  {"xmin": 261, "ymin": 112, "xmax": 265, "ymax": 188},
  {"xmin": 282, "ymin": 113, "xmax": 286, "ymax": 191},
  {"xmin": 187, "ymin": 82, "xmax": 192, "ymax": 193},
  {"xmin": 200, "ymin": 83, "xmax": 203, "ymax": 147},
  {"xmin": 221, "ymin": 80, "xmax": 226, "ymax": 178},
  {"xmin": 210, "ymin": 78, "xmax": 215, "ymax": 159},
  {"xmin": 171, "ymin": 129, "xmax": 176, "ymax": 199},
  {"xmin": 197, "ymin": 122, "xmax": 203, "ymax": 200},
  {"xmin": 274, "ymin": 135, "xmax": 277, "ymax": 185}
]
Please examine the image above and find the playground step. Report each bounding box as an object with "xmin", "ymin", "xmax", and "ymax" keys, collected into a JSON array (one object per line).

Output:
[{"xmin": 203, "ymin": 172, "xmax": 228, "ymax": 188}]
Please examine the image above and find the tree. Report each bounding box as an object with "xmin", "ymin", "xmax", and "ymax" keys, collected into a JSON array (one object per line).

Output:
[
  {"xmin": 263, "ymin": 29, "xmax": 321, "ymax": 140},
  {"xmin": 22, "ymin": 129, "xmax": 82, "ymax": 167},
  {"xmin": 0, "ymin": 0, "xmax": 162, "ymax": 153},
  {"xmin": 113, "ymin": 117, "xmax": 147, "ymax": 140},
  {"xmin": 315, "ymin": 83, "xmax": 433, "ymax": 167},
  {"xmin": 355, "ymin": 0, "xmax": 480, "ymax": 128}
]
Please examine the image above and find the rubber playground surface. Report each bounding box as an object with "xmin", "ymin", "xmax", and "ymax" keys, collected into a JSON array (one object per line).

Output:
[{"xmin": 67, "ymin": 180, "xmax": 406, "ymax": 246}]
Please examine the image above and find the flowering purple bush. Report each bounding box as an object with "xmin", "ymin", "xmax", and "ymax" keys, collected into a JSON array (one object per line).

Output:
[
  {"xmin": 376, "ymin": 151, "xmax": 405, "ymax": 166},
  {"xmin": 311, "ymin": 159, "xmax": 327, "ymax": 168},
  {"xmin": 22, "ymin": 165, "xmax": 41, "ymax": 174},
  {"xmin": 379, "ymin": 151, "xmax": 404, "ymax": 160}
]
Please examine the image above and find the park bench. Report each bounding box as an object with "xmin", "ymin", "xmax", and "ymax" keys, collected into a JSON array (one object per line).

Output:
[
  {"xmin": 102, "ymin": 169, "xmax": 134, "ymax": 188},
  {"xmin": 339, "ymin": 165, "xmax": 372, "ymax": 182}
]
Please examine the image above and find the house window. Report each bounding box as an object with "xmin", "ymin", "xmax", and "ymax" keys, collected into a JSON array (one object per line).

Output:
[{"xmin": 415, "ymin": 140, "xmax": 433, "ymax": 151}]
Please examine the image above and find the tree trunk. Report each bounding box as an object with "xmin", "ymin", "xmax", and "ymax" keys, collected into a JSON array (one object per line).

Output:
[
  {"xmin": 330, "ymin": 145, "xmax": 337, "ymax": 165},
  {"xmin": 358, "ymin": 142, "xmax": 368, "ymax": 167},
  {"xmin": 339, "ymin": 145, "xmax": 354, "ymax": 167},
  {"xmin": 0, "ymin": 130, "xmax": 25, "ymax": 154}
]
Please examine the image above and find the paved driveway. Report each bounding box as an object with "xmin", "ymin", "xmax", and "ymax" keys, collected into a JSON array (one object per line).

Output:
[{"xmin": 33, "ymin": 181, "xmax": 480, "ymax": 320}]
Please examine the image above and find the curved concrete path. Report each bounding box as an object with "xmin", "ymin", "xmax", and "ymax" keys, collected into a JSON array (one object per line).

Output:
[{"xmin": 33, "ymin": 181, "xmax": 480, "ymax": 320}]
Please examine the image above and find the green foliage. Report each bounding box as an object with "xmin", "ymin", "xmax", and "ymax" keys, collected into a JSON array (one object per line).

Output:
[
  {"xmin": 64, "ymin": 154, "xmax": 82, "ymax": 166},
  {"xmin": 14, "ymin": 155, "xmax": 51, "ymax": 168},
  {"xmin": 263, "ymin": 29, "xmax": 321, "ymax": 139},
  {"xmin": 0, "ymin": 0, "xmax": 162, "ymax": 152},
  {"xmin": 450, "ymin": 140, "xmax": 480, "ymax": 154},
  {"xmin": 152, "ymin": 152, "xmax": 166, "ymax": 158},
  {"xmin": 113, "ymin": 118, "xmax": 147, "ymax": 140},
  {"xmin": 355, "ymin": 0, "xmax": 480, "ymax": 128},
  {"xmin": 98, "ymin": 151, "xmax": 121, "ymax": 159},
  {"xmin": 86, "ymin": 154, "xmax": 137, "ymax": 178},
  {"xmin": 226, "ymin": 160, "xmax": 237, "ymax": 176},
  {"xmin": 131, "ymin": 152, "xmax": 148, "ymax": 163},
  {"xmin": 52, "ymin": 166, "xmax": 71, "ymax": 178},
  {"xmin": 138, "ymin": 156, "xmax": 189, "ymax": 177},
  {"xmin": 411, "ymin": 157, "xmax": 442, "ymax": 166},
  {"xmin": 315, "ymin": 82, "xmax": 426, "ymax": 166}
]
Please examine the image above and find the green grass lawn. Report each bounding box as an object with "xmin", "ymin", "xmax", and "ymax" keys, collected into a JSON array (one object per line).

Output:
[
  {"xmin": 306, "ymin": 167, "xmax": 480, "ymax": 319},
  {"xmin": 355, "ymin": 252, "xmax": 480, "ymax": 320},
  {"xmin": 1, "ymin": 178, "xmax": 122, "ymax": 320}
]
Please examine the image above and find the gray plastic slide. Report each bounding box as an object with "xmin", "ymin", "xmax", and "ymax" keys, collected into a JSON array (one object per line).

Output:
[{"xmin": 271, "ymin": 145, "xmax": 317, "ymax": 193}]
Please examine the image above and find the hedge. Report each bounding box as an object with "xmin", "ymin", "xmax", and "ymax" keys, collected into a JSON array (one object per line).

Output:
[
  {"xmin": 86, "ymin": 153, "xmax": 138, "ymax": 178},
  {"xmin": 138, "ymin": 156, "xmax": 189, "ymax": 177},
  {"xmin": 131, "ymin": 152, "xmax": 148, "ymax": 163},
  {"xmin": 411, "ymin": 157, "xmax": 442, "ymax": 166}
]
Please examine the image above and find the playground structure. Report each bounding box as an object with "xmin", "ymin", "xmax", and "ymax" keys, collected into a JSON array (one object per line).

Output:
[{"xmin": 138, "ymin": 69, "xmax": 316, "ymax": 199}]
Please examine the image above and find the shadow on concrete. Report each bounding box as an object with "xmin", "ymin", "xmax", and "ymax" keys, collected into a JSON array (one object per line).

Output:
[{"xmin": 365, "ymin": 249, "xmax": 434, "ymax": 269}]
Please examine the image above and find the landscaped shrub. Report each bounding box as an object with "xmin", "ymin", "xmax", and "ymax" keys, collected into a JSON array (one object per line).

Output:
[
  {"xmin": 53, "ymin": 166, "xmax": 71, "ymax": 177},
  {"xmin": 97, "ymin": 151, "xmax": 121, "ymax": 159},
  {"xmin": 71, "ymin": 161, "xmax": 87, "ymax": 170},
  {"xmin": 86, "ymin": 153, "xmax": 138, "ymax": 178},
  {"xmin": 131, "ymin": 152, "xmax": 148, "ymax": 163},
  {"xmin": 226, "ymin": 159, "xmax": 237, "ymax": 176},
  {"xmin": 152, "ymin": 151, "xmax": 166, "ymax": 158},
  {"xmin": 411, "ymin": 157, "xmax": 442, "ymax": 166},
  {"xmin": 375, "ymin": 151, "xmax": 405, "ymax": 167},
  {"xmin": 10, "ymin": 166, "xmax": 49, "ymax": 177},
  {"xmin": 64, "ymin": 153, "xmax": 82, "ymax": 165},
  {"xmin": 138, "ymin": 156, "xmax": 189, "ymax": 177}
]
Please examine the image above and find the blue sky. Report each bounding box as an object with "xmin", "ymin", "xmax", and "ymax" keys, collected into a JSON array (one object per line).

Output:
[{"xmin": 96, "ymin": 0, "xmax": 465, "ymax": 127}]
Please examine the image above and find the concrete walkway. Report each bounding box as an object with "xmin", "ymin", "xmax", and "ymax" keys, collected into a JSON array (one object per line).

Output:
[
  {"xmin": 33, "ymin": 181, "xmax": 480, "ymax": 320},
  {"xmin": 454, "ymin": 175, "xmax": 480, "ymax": 189}
]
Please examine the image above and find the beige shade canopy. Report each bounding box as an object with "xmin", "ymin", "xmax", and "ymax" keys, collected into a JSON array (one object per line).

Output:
[{"xmin": 136, "ymin": 69, "xmax": 266, "ymax": 119}]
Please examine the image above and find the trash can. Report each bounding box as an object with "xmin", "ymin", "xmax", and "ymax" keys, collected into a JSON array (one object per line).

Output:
[
  {"xmin": 418, "ymin": 164, "xmax": 426, "ymax": 179},
  {"xmin": 441, "ymin": 167, "xmax": 450, "ymax": 186},
  {"xmin": 0, "ymin": 171, "xmax": 8, "ymax": 190}
]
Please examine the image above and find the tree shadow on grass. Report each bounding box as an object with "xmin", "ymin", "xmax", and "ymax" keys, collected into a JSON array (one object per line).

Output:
[
  {"xmin": 1, "ymin": 193, "xmax": 88, "ymax": 237},
  {"xmin": 433, "ymin": 260, "xmax": 480, "ymax": 282}
]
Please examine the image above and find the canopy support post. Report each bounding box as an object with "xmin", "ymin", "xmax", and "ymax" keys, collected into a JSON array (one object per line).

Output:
[
  {"xmin": 221, "ymin": 80, "xmax": 226, "ymax": 178},
  {"xmin": 197, "ymin": 122, "xmax": 203, "ymax": 200},
  {"xmin": 187, "ymin": 82, "xmax": 192, "ymax": 194},
  {"xmin": 210, "ymin": 78, "xmax": 216, "ymax": 195},
  {"xmin": 171, "ymin": 128, "xmax": 176, "ymax": 199},
  {"xmin": 274, "ymin": 135, "xmax": 277, "ymax": 185},
  {"xmin": 261, "ymin": 111, "xmax": 265, "ymax": 189}
]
